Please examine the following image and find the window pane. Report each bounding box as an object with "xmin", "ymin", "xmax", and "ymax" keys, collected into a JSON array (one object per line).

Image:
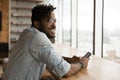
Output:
[
  {"xmin": 63, "ymin": 0, "xmax": 71, "ymax": 46},
  {"xmin": 77, "ymin": 0, "xmax": 93, "ymax": 54},
  {"xmin": 103, "ymin": 0, "xmax": 120, "ymax": 63}
]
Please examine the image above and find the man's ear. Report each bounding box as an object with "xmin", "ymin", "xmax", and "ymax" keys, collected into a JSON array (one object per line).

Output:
[{"xmin": 33, "ymin": 21, "xmax": 40, "ymax": 28}]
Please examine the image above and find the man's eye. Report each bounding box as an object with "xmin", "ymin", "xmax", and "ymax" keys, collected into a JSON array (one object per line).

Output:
[{"xmin": 49, "ymin": 19, "xmax": 56, "ymax": 24}]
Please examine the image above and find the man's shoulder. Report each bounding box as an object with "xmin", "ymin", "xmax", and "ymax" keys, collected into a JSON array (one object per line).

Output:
[
  {"xmin": 28, "ymin": 27, "xmax": 50, "ymax": 43},
  {"xmin": 21, "ymin": 27, "xmax": 44, "ymax": 36}
]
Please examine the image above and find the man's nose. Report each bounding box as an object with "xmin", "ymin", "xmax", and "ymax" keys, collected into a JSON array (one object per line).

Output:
[
  {"xmin": 51, "ymin": 21, "xmax": 56, "ymax": 27},
  {"xmin": 52, "ymin": 24, "xmax": 56, "ymax": 29}
]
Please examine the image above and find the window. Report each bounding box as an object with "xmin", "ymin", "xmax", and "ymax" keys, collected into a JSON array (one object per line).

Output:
[
  {"xmin": 50, "ymin": 0, "xmax": 120, "ymax": 63},
  {"xmin": 77, "ymin": 0, "xmax": 93, "ymax": 54},
  {"xmin": 51, "ymin": 0, "xmax": 93, "ymax": 55},
  {"xmin": 62, "ymin": 0, "xmax": 71, "ymax": 46},
  {"xmin": 103, "ymin": 0, "xmax": 120, "ymax": 63}
]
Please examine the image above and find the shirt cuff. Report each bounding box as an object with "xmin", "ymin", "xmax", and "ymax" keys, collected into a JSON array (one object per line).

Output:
[{"xmin": 53, "ymin": 59, "xmax": 71, "ymax": 77}]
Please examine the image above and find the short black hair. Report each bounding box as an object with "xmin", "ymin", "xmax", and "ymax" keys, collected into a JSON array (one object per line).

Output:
[{"xmin": 31, "ymin": 4, "xmax": 56, "ymax": 27}]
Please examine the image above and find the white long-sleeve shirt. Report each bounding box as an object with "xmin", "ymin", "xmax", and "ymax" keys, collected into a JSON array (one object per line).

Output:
[{"xmin": 2, "ymin": 27, "xmax": 70, "ymax": 80}]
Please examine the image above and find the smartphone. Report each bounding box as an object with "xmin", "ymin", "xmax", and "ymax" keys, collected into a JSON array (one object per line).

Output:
[{"xmin": 82, "ymin": 52, "xmax": 91, "ymax": 58}]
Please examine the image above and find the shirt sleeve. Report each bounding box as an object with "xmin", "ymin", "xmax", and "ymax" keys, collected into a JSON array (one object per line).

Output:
[
  {"xmin": 29, "ymin": 32, "xmax": 70, "ymax": 77},
  {"xmin": 39, "ymin": 45, "xmax": 71, "ymax": 77}
]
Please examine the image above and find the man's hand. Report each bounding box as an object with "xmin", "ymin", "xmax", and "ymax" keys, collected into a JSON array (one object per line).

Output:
[
  {"xmin": 80, "ymin": 57, "xmax": 90, "ymax": 69},
  {"xmin": 63, "ymin": 56, "xmax": 80, "ymax": 63},
  {"xmin": 71, "ymin": 56, "xmax": 90, "ymax": 69},
  {"xmin": 63, "ymin": 55, "xmax": 90, "ymax": 67},
  {"xmin": 63, "ymin": 57, "xmax": 90, "ymax": 77}
]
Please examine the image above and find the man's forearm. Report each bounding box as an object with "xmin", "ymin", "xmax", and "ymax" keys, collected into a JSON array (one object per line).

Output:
[{"xmin": 63, "ymin": 62, "xmax": 83, "ymax": 77}]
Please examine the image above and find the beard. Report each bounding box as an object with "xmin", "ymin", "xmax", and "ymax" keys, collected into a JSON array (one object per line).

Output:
[{"xmin": 38, "ymin": 24, "xmax": 56, "ymax": 42}]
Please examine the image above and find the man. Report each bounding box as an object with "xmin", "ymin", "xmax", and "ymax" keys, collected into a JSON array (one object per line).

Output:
[{"xmin": 2, "ymin": 4, "xmax": 89, "ymax": 80}]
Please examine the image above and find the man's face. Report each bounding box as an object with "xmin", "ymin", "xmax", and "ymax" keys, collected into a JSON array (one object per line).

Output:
[{"xmin": 39, "ymin": 11, "xmax": 56, "ymax": 38}]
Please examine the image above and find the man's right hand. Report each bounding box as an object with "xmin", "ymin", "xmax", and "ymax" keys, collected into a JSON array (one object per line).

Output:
[
  {"xmin": 80, "ymin": 57, "xmax": 90, "ymax": 69},
  {"xmin": 63, "ymin": 56, "xmax": 90, "ymax": 77}
]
